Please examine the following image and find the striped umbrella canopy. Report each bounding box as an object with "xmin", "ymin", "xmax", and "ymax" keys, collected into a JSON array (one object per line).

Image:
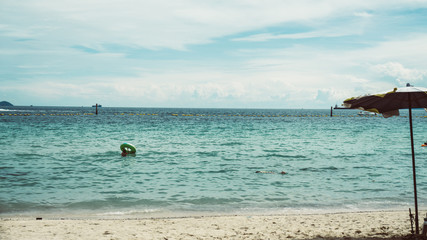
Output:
[
  {"xmin": 343, "ymin": 85, "xmax": 427, "ymax": 117},
  {"xmin": 343, "ymin": 84, "xmax": 427, "ymax": 235}
]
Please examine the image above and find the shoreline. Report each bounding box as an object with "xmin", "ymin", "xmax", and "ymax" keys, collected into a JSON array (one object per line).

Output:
[
  {"xmin": 2, "ymin": 210, "xmax": 426, "ymax": 240},
  {"xmin": 0, "ymin": 206, "xmax": 418, "ymax": 220}
]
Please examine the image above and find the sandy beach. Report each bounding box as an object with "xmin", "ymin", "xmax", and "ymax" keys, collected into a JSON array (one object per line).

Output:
[{"xmin": 1, "ymin": 210, "xmax": 426, "ymax": 240}]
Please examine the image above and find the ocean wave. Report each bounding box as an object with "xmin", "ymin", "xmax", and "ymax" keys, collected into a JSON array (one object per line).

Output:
[
  {"xmin": 299, "ymin": 166, "xmax": 341, "ymax": 172},
  {"xmin": 220, "ymin": 141, "xmax": 244, "ymax": 146},
  {"xmin": 0, "ymin": 108, "xmax": 16, "ymax": 112}
]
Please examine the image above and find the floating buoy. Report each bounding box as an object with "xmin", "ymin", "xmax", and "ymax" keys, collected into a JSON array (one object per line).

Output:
[
  {"xmin": 120, "ymin": 143, "xmax": 136, "ymax": 154},
  {"xmin": 422, "ymin": 143, "xmax": 427, "ymax": 147}
]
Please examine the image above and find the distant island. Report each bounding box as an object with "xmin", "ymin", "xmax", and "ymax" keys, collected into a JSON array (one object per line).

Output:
[{"xmin": 0, "ymin": 101, "xmax": 13, "ymax": 106}]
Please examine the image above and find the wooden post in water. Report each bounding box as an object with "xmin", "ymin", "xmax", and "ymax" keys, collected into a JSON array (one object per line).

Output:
[
  {"xmin": 96, "ymin": 103, "xmax": 98, "ymax": 115},
  {"xmin": 330, "ymin": 106, "xmax": 333, "ymax": 117}
]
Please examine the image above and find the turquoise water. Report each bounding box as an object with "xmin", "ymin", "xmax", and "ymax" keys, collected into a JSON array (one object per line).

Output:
[{"xmin": 1, "ymin": 107, "xmax": 426, "ymax": 217}]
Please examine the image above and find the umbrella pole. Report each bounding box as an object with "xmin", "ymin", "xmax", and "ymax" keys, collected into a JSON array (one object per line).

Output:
[{"xmin": 408, "ymin": 98, "xmax": 419, "ymax": 235}]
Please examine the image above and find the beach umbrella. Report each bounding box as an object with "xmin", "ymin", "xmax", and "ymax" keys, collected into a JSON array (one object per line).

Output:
[{"xmin": 343, "ymin": 83, "xmax": 427, "ymax": 235}]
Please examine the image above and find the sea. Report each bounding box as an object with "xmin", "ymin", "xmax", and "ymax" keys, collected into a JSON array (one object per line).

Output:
[{"xmin": 1, "ymin": 106, "xmax": 426, "ymax": 218}]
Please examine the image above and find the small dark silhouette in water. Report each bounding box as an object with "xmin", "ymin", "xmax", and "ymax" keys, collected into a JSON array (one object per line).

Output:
[
  {"xmin": 121, "ymin": 149, "xmax": 136, "ymax": 157},
  {"xmin": 121, "ymin": 149, "xmax": 128, "ymax": 157},
  {"xmin": 256, "ymin": 171, "xmax": 287, "ymax": 174}
]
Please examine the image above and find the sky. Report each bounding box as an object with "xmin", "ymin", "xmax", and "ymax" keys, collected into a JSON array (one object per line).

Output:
[{"xmin": 1, "ymin": 0, "xmax": 427, "ymax": 108}]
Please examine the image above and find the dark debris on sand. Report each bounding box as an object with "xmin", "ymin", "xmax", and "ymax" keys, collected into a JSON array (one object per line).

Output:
[{"xmin": 313, "ymin": 235, "xmax": 427, "ymax": 240}]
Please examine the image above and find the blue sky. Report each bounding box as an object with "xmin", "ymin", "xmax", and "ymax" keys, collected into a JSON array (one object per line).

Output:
[{"xmin": 1, "ymin": 0, "xmax": 427, "ymax": 108}]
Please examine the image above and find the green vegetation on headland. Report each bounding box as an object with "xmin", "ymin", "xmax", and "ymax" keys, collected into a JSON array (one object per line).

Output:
[{"xmin": 0, "ymin": 101, "xmax": 13, "ymax": 106}]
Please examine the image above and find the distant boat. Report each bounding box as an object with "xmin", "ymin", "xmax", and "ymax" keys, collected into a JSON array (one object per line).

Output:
[
  {"xmin": 358, "ymin": 111, "xmax": 376, "ymax": 116},
  {"xmin": 92, "ymin": 104, "xmax": 102, "ymax": 107}
]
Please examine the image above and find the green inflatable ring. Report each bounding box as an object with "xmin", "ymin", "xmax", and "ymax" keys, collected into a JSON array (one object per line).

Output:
[{"xmin": 120, "ymin": 143, "xmax": 136, "ymax": 154}]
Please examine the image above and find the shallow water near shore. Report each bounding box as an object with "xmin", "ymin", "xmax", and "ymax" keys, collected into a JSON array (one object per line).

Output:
[{"xmin": 1, "ymin": 107, "xmax": 426, "ymax": 217}]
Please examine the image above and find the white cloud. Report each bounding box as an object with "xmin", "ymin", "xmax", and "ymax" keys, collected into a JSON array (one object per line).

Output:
[
  {"xmin": 371, "ymin": 62, "xmax": 427, "ymax": 85},
  {"xmin": 353, "ymin": 12, "xmax": 373, "ymax": 18},
  {"xmin": 7, "ymin": 33, "xmax": 427, "ymax": 107},
  {"xmin": 229, "ymin": 33, "xmax": 427, "ymax": 101},
  {"xmin": 3, "ymin": 0, "xmax": 426, "ymax": 50},
  {"xmin": 232, "ymin": 30, "xmax": 353, "ymax": 42}
]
